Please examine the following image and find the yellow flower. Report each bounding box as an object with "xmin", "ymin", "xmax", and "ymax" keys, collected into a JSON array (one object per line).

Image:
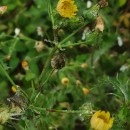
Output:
[
  {"xmin": 82, "ymin": 87, "xmax": 89, "ymax": 95},
  {"xmin": 56, "ymin": 0, "xmax": 78, "ymax": 18},
  {"xmin": 21, "ymin": 60, "xmax": 29, "ymax": 71},
  {"xmin": 11, "ymin": 86, "xmax": 17, "ymax": 93},
  {"xmin": 81, "ymin": 63, "xmax": 87, "ymax": 69},
  {"xmin": 90, "ymin": 110, "xmax": 114, "ymax": 130},
  {"xmin": 61, "ymin": 77, "xmax": 69, "ymax": 85}
]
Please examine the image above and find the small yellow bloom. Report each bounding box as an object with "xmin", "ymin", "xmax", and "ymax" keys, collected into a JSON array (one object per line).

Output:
[
  {"xmin": 6, "ymin": 55, "xmax": 11, "ymax": 61},
  {"xmin": 81, "ymin": 63, "xmax": 87, "ymax": 69},
  {"xmin": 21, "ymin": 60, "xmax": 29, "ymax": 70},
  {"xmin": 11, "ymin": 86, "xmax": 17, "ymax": 93},
  {"xmin": 90, "ymin": 110, "xmax": 114, "ymax": 130},
  {"xmin": 82, "ymin": 87, "xmax": 89, "ymax": 95},
  {"xmin": 76, "ymin": 80, "xmax": 82, "ymax": 86},
  {"xmin": 56, "ymin": 0, "xmax": 78, "ymax": 18},
  {"xmin": 61, "ymin": 77, "xmax": 69, "ymax": 85}
]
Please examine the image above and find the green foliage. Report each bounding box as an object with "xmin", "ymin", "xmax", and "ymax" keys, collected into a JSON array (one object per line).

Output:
[{"xmin": 0, "ymin": 0, "xmax": 130, "ymax": 130}]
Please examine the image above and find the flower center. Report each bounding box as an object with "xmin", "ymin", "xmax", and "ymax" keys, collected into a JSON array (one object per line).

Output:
[
  {"xmin": 62, "ymin": 2, "xmax": 72, "ymax": 10},
  {"xmin": 98, "ymin": 115, "xmax": 109, "ymax": 123}
]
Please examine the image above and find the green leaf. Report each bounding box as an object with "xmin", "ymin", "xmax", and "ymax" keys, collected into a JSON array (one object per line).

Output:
[
  {"xmin": 85, "ymin": 30, "xmax": 102, "ymax": 45},
  {"xmin": 9, "ymin": 56, "xmax": 19, "ymax": 69},
  {"xmin": 118, "ymin": 105, "xmax": 128, "ymax": 121},
  {"xmin": 118, "ymin": 0, "xmax": 127, "ymax": 7},
  {"xmin": 25, "ymin": 71, "xmax": 36, "ymax": 81}
]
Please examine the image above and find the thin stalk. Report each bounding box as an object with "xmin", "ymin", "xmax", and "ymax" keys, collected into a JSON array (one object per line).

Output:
[
  {"xmin": 34, "ymin": 68, "xmax": 55, "ymax": 102},
  {"xmin": 60, "ymin": 41, "xmax": 87, "ymax": 48},
  {"xmin": 58, "ymin": 21, "xmax": 89, "ymax": 48},
  {"xmin": 31, "ymin": 106, "xmax": 92, "ymax": 115},
  {"xmin": 37, "ymin": 0, "xmax": 57, "ymax": 84},
  {"xmin": 0, "ymin": 62, "xmax": 16, "ymax": 87},
  {"xmin": 48, "ymin": 0, "xmax": 54, "ymax": 28},
  {"xmin": 38, "ymin": 46, "xmax": 58, "ymax": 83}
]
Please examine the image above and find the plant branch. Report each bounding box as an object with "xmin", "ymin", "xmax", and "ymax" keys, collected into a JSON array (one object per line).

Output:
[{"xmin": 0, "ymin": 62, "xmax": 16, "ymax": 87}]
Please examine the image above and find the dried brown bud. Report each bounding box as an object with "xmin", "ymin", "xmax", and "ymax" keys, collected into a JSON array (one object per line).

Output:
[
  {"xmin": 98, "ymin": 0, "xmax": 108, "ymax": 8},
  {"xmin": 51, "ymin": 53, "xmax": 65, "ymax": 69},
  {"xmin": 95, "ymin": 16, "xmax": 105, "ymax": 32},
  {"xmin": 34, "ymin": 41, "xmax": 45, "ymax": 52}
]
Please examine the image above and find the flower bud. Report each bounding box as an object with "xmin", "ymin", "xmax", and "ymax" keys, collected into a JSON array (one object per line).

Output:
[
  {"xmin": 81, "ymin": 63, "xmax": 88, "ymax": 69},
  {"xmin": 98, "ymin": 0, "xmax": 108, "ymax": 8},
  {"xmin": 95, "ymin": 16, "xmax": 105, "ymax": 32},
  {"xmin": 51, "ymin": 53, "xmax": 65, "ymax": 69},
  {"xmin": 37, "ymin": 26, "xmax": 43, "ymax": 37},
  {"xmin": 82, "ymin": 87, "xmax": 90, "ymax": 95},
  {"xmin": 11, "ymin": 86, "xmax": 17, "ymax": 93},
  {"xmin": 83, "ymin": 4, "xmax": 100, "ymax": 21},
  {"xmin": 61, "ymin": 77, "xmax": 69, "ymax": 85},
  {"xmin": 21, "ymin": 60, "xmax": 29, "ymax": 71},
  {"xmin": 76, "ymin": 80, "xmax": 82, "ymax": 86},
  {"xmin": 14, "ymin": 28, "xmax": 20, "ymax": 37},
  {"xmin": 68, "ymin": 16, "xmax": 84, "ymax": 30},
  {"xmin": 6, "ymin": 55, "xmax": 11, "ymax": 61},
  {"xmin": 0, "ymin": 6, "xmax": 7, "ymax": 14},
  {"xmin": 58, "ymin": 29, "xmax": 65, "ymax": 37},
  {"xmin": 58, "ymin": 19, "xmax": 68, "ymax": 28},
  {"xmin": 34, "ymin": 41, "xmax": 45, "ymax": 52}
]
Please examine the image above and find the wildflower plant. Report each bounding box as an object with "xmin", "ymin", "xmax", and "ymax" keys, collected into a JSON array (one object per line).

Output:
[{"xmin": 0, "ymin": 0, "xmax": 130, "ymax": 129}]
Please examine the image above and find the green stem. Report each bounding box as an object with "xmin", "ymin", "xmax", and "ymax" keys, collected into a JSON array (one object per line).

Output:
[
  {"xmin": 34, "ymin": 68, "xmax": 55, "ymax": 102},
  {"xmin": 37, "ymin": 0, "xmax": 57, "ymax": 84},
  {"xmin": 0, "ymin": 62, "xmax": 16, "ymax": 87},
  {"xmin": 58, "ymin": 21, "xmax": 89, "ymax": 48},
  {"xmin": 60, "ymin": 41, "xmax": 87, "ymax": 48},
  {"xmin": 31, "ymin": 106, "xmax": 91, "ymax": 115},
  {"xmin": 48, "ymin": 0, "xmax": 54, "ymax": 28},
  {"xmin": 38, "ymin": 46, "xmax": 58, "ymax": 83}
]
